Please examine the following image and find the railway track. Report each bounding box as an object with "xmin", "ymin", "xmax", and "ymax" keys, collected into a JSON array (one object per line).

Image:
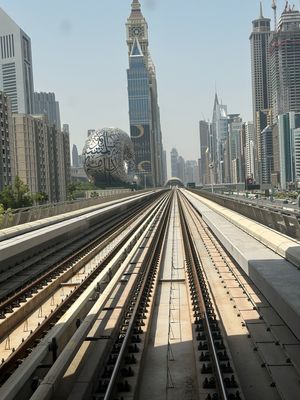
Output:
[
  {"xmin": 1, "ymin": 188, "xmax": 300, "ymax": 400},
  {"xmin": 179, "ymin": 190, "xmax": 300, "ymax": 400},
  {"xmin": 178, "ymin": 192, "xmax": 241, "ymax": 400},
  {"xmin": 26, "ymin": 190, "xmax": 173, "ymax": 400},
  {"xmin": 0, "ymin": 192, "xmax": 161, "ymax": 306},
  {"xmin": 0, "ymin": 191, "xmax": 168, "ymax": 387}
]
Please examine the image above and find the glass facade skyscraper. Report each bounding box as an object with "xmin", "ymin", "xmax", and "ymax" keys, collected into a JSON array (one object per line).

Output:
[
  {"xmin": 127, "ymin": 39, "xmax": 153, "ymax": 185},
  {"xmin": 126, "ymin": 0, "xmax": 164, "ymax": 187},
  {"xmin": 249, "ymin": 4, "xmax": 271, "ymax": 182}
]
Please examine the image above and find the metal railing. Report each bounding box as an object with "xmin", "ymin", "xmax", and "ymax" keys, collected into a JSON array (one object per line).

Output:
[
  {"xmin": 0, "ymin": 189, "xmax": 141, "ymax": 229},
  {"xmin": 191, "ymin": 189, "xmax": 300, "ymax": 239}
]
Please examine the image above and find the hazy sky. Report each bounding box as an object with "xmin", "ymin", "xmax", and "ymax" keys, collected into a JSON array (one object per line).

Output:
[{"xmin": 0, "ymin": 0, "xmax": 293, "ymax": 165}]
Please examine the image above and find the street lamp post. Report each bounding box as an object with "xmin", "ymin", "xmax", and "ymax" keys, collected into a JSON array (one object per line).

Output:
[{"xmin": 209, "ymin": 162, "xmax": 214, "ymax": 194}]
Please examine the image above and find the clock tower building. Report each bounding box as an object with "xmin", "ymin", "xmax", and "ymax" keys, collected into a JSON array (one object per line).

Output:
[
  {"xmin": 126, "ymin": 0, "xmax": 164, "ymax": 187},
  {"xmin": 126, "ymin": 0, "xmax": 149, "ymax": 64}
]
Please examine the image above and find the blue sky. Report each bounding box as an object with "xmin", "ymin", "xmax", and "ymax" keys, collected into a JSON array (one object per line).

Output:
[{"xmin": 0, "ymin": 0, "xmax": 292, "ymax": 166}]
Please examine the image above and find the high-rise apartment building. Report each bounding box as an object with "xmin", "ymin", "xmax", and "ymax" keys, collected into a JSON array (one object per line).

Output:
[
  {"xmin": 13, "ymin": 114, "xmax": 38, "ymax": 194},
  {"xmin": 177, "ymin": 156, "xmax": 185, "ymax": 183},
  {"xmin": 199, "ymin": 120, "xmax": 210, "ymax": 185},
  {"xmin": 244, "ymin": 122, "xmax": 255, "ymax": 179},
  {"xmin": 62, "ymin": 124, "xmax": 71, "ymax": 198},
  {"xmin": 72, "ymin": 144, "xmax": 80, "ymax": 167},
  {"xmin": 32, "ymin": 114, "xmax": 50, "ymax": 197},
  {"xmin": 0, "ymin": 90, "xmax": 15, "ymax": 190},
  {"xmin": 185, "ymin": 160, "xmax": 198, "ymax": 183},
  {"xmin": 33, "ymin": 92, "xmax": 61, "ymax": 129},
  {"xmin": 170, "ymin": 148, "xmax": 178, "ymax": 178},
  {"xmin": 162, "ymin": 150, "xmax": 167, "ymax": 183},
  {"xmin": 126, "ymin": 0, "xmax": 164, "ymax": 187},
  {"xmin": 228, "ymin": 114, "xmax": 243, "ymax": 183},
  {"xmin": 278, "ymin": 112, "xmax": 300, "ymax": 189},
  {"xmin": 261, "ymin": 125, "xmax": 274, "ymax": 184},
  {"xmin": 240, "ymin": 123, "xmax": 247, "ymax": 183},
  {"xmin": 250, "ymin": 4, "xmax": 271, "ymax": 181},
  {"xmin": 12, "ymin": 114, "xmax": 70, "ymax": 201},
  {"xmin": 0, "ymin": 7, "xmax": 34, "ymax": 113},
  {"xmin": 270, "ymin": 4, "xmax": 300, "ymax": 120},
  {"xmin": 294, "ymin": 128, "xmax": 300, "ymax": 187}
]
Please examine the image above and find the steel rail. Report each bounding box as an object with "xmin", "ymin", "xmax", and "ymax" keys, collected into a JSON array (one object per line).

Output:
[
  {"xmin": 183, "ymin": 195, "xmax": 260, "ymax": 314},
  {"xmin": 102, "ymin": 192, "xmax": 173, "ymax": 400},
  {"xmin": 0, "ymin": 192, "xmax": 161, "ymax": 315},
  {"xmin": 0, "ymin": 192, "xmax": 167, "ymax": 385},
  {"xmin": 178, "ymin": 193, "xmax": 228, "ymax": 400}
]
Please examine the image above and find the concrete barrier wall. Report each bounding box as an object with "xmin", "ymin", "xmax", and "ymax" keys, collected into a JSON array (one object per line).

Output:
[
  {"xmin": 191, "ymin": 190, "xmax": 300, "ymax": 239},
  {"xmin": 0, "ymin": 189, "xmax": 140, "ymax": 229}
]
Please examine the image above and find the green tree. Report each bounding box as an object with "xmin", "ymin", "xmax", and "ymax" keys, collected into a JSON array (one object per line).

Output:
[
  {"xmin": 0, "ymin": 176, "xmax": 33, "ymax": 209},
  {"xmin": 67, "ymin": 183, "xmax": 77, "ymax": 200},
  {"xmin": 0, "ymin": 203, "xmax": 4, "ymax": 225},
  {"xmin": 32, "ymin": 192, "xmax": 49, "ymax": 204},
  {"xmin": 0, "ymin": 203, "xmax": 13, "ymax": 227}
]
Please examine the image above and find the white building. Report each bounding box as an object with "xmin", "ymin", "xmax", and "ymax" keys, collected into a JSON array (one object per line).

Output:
[
  {"xmin": 211, "ymin": 93, "xmax": 228, "ymax": 183},
  {"xmin": 245, "ymin": 122, "xmax": 255, "ymax": 178},
  {"xmin": 0, "ymin": 7, "xmax": 34, "ymax": 113},
  {"xmin": 294, "ymin": 128, "xmax": 300, "ymax": 187}
]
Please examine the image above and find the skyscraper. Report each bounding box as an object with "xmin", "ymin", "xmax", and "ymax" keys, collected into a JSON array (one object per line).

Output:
[
  {"xmin": 250, "ymin": 3, "xmax": 271, "ymax": 181},
  {"xmin": 211, "ymin": 92, "xmax": 228, "ymax": 183},
  {"xmin": 162, "ymin": 150, "xmax": 167, "ymax": 183},
  {"xmin": 127, "ymin": 38, "xmax": 153, "ymax": 186},
  {"xmin": 62, "ymin": 124, "xmax": 71, "ymax": 198},
  {"xmin": 72, "ymin": 144, "xmax": 80, "ymax": 167},
  {"xmin": 170, "ymin": 148, "xmax": 178, "ymax": 178},
  {"xmin": 0, "ymin": 7, "xmax": 34, "ymax": 113},
  {"xmin": 244, "ymin": 122, "xmax": 255, "ymax": 179},
  {"xmin": 33, "ymin": 92, "xmax": 61, "ymax": 129},
  {"xmin": 0, "ymin": 91, "xmax": 15, "ymax": 190},
  {"xmin": 261, "ymin": 125, "xmax": 273, "ymax": 184},
  {"xmin": 278, "ymin": 112, "xmax": 300, "ymax": 189},
  {"xmin": 12, "ymin": 114, "xmax": 71, "ymax": 201},
  {"xmin": 13, "ymin": 114, "xmax": 39, "ymax": 194},
  {"xmin": 199, "ymin": 120, "xmax": 210, "ymax": 185},
  {"xmin": 126, "ymin": 0, "xmax": 164, "ymax": 187},
  {"xmin": 227, "ymin": 114, "xmax": 243, "ymax": 183},
  {"xmin": 270, "ymin": 4, "xmax": 300, "ymax": 119}
]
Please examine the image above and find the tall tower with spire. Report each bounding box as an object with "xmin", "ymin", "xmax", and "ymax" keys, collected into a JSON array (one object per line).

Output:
[
  {"xmin": 249, "ymin": 2, "xmax": 272, "ymax": 182},
  {"xmin": 211, "ymin": 92, "xmax": 228, "ymax": 184},
  {"xmin": 126, "ymin": 0, "xmax": 149, "ymax": 63},
  {"xmin": 126, "ymin": 0, "xmax": 164, "ymax": 187}
]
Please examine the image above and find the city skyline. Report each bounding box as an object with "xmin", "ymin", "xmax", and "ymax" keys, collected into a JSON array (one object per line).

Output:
[{"xmin": 0, "ymin": 0, "xmax": 293, "ymax": 162}]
